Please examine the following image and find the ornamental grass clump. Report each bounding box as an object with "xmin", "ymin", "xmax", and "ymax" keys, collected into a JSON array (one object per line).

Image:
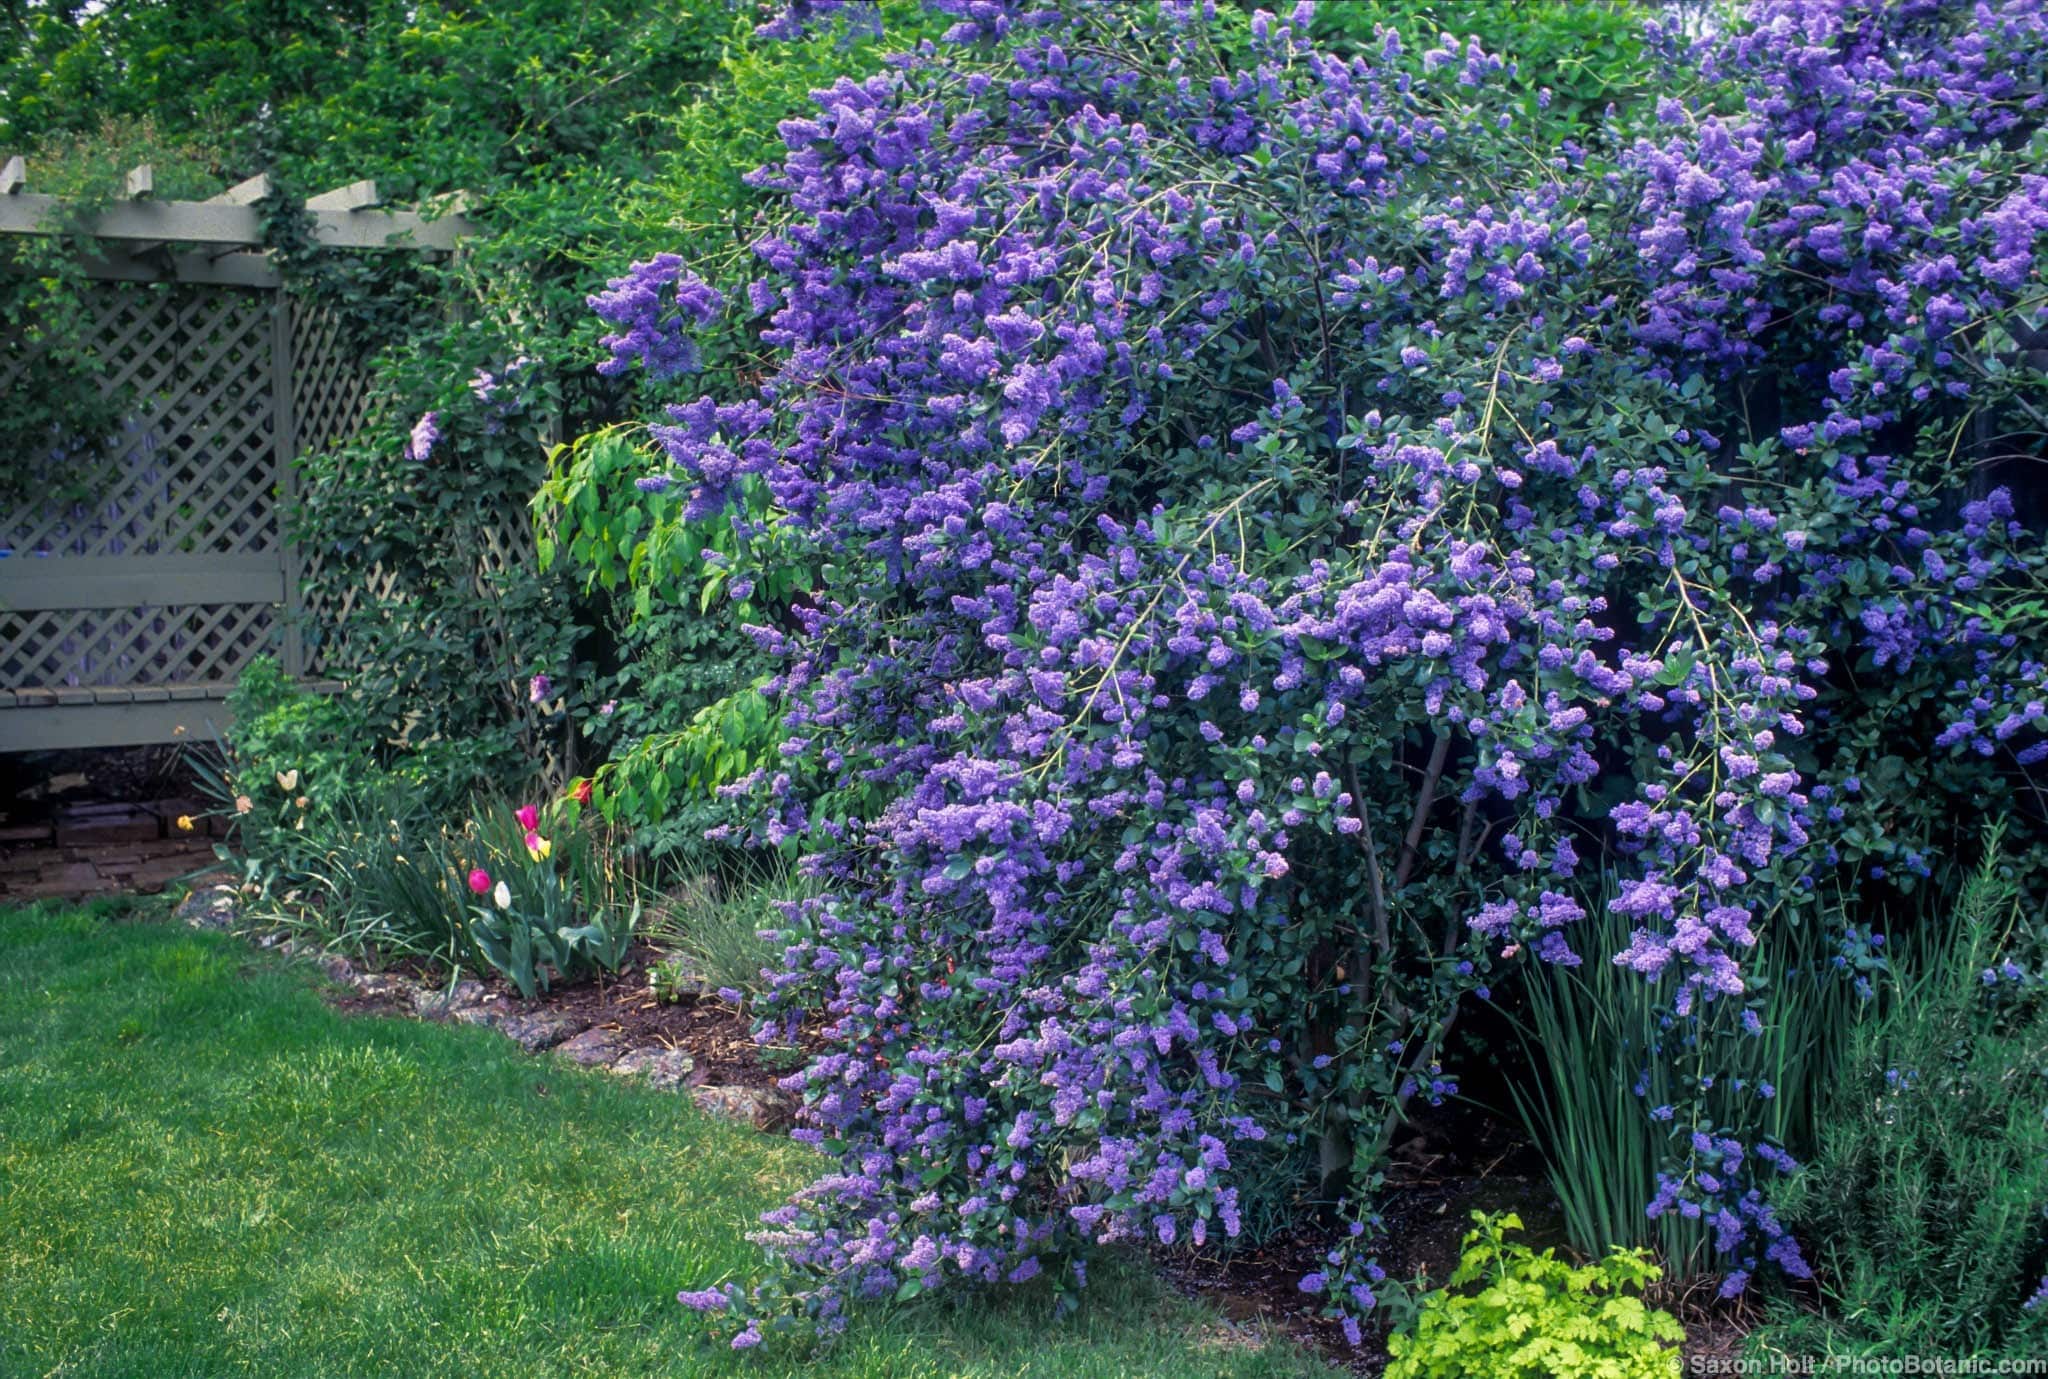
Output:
[{"xmin": 595, "ymin": 0, "xmax": 2048, "ymax": 1348}]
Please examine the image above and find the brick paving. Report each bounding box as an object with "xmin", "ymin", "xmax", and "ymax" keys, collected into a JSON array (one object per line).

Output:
[{"xmin": 0, "ymin": 800, "xmax": 222, "ymax": 901}]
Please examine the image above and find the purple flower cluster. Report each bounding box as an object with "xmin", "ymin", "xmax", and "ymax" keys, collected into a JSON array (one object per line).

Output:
[
  {"xmin": 606, "ymin": 0, "xmax": 2048, "ymax": 1346},
  {"xmin": 588, "ymin": 254, "xmax": 725, "ymax": 379},
  {"xmin": 405, "ymin": 410, "xmax": 440, "ymax": 463}
]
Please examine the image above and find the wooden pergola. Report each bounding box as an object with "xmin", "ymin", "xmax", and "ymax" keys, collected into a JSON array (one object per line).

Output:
[{"xmin": 0, "ymin": 158, "xmax": 479, "ymax": 751}]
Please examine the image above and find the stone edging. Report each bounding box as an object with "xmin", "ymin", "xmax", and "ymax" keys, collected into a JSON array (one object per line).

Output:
[{"xmin": 174, "ymin": 880, "xmax": 793, "ymax": 1131}]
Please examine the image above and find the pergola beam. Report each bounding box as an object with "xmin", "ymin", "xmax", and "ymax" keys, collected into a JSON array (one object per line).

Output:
[
  {"xmin": 207, "ymin": 173, "xmax": 274, "ymax": 206},
  {"xmin": 305, "ymin": 178, "xmax": 379, "ymax": 211},
  {"xmin": 0, "ymin": 192, "xmax": 475, "ymax": 253},
  {"xmin": 76, "ymin": 243, "xmax": 282, "ymax": 288}
]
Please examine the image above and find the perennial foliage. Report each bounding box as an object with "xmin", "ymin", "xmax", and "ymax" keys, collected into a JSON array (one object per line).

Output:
[{"xmin": 605, "ymin": 0, "xmax": 2048, "ymax": 1348}]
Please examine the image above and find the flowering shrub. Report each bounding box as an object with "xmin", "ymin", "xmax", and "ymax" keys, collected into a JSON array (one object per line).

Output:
[{"xmin": 612, "ymin": 0, "xmax": 2048, "ymax": 1347}]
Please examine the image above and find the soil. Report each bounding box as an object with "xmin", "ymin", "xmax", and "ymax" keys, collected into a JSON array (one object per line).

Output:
[
  {"xmin": 331, "ymin": 939, "xmax": 797, "ymax": 1093},
  {"xmin": 1156, "ymin": 1095, "xmax": 1757, "ymax": 1374}
]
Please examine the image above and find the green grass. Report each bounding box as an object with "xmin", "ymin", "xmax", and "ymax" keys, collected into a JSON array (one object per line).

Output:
[{"xmin": 0, "ymin": 903, "xmax": 1335, "ymax": 1379}]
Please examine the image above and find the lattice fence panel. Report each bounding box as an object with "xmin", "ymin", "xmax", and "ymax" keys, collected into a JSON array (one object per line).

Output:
[
  {"xmin": 2, "ymin": 282, "xmax": 279, "ymax": 560},
  {"xmin": 290, "ymin": 299, "xmax": 372, "ymax": 459},
  {"xmin": 0, "ymin": 604, "xmax": 274, "ymax": 691},
  {"xmin": 286, "ymin": 298, "xmax": 377, "ymax": 679},
  {"xmin": 0, "ymin": 279, "xmax": 284, "ymax": 704}
]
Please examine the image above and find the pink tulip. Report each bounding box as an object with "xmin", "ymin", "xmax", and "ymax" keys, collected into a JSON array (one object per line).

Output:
[
  {"xmin": 467, "ymin": 868, "xmax": 492, "ymax": 895},
  {"xmin": 515, "ymin": 804, "xmax": 540, "ymax": 831}
]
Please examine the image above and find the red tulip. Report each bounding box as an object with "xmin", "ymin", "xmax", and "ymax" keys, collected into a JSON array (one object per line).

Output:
[
  {"xmin": 571, "ymin": 778, "xmax": 593, "ymax": 806},
  {"xmin": 467, "ymin": 868, "xmax": 492, "ymax": 895},
  {"xmin": 515, "ymin": 804, "xmax": 540, "ymax": 831}
]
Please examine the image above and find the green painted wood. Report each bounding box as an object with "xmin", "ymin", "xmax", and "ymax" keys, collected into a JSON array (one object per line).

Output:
[
  {"xmin": 0, "ymin": 696, "xmax": 231, "ymax": 752},
  {"xmin": 0, "ymin": 191, "xmax": 474, "ymax": 252},
  {"xmin": 0, "ymin": 187, "xmax": 416, "ymax": 751},
  {"xmin": 0, "ymin": 554, "xmax": 285, "ymax": 610}
]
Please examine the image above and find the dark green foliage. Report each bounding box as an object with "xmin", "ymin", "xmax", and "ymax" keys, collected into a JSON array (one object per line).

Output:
[
  {"xmin": 1762, "ymin": 831, "xmax": 2048, "ymax": 1360},
  {"xmin": 289, "ymin": 324, "xmax": 579, "ymax": 772},
  {"xmin": 4, "ymin": 1, "xmax": 916, "ymax": 788},
  {"xmin": 1298, "ymin": 1, "xmax": 1662, "ymax": 136}
]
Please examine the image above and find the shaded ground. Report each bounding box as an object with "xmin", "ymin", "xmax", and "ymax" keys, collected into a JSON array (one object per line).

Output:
[
  {"xmin": 0, "ymin": 802, "xmax": 218, "ymax": 902},
  {"xmin": 0, "ymin": 746, "xmax": 218, "ymax": 901}
]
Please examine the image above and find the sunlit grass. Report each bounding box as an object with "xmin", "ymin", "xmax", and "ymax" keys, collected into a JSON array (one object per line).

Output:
[{"xmin": 0, "ymin": 903, "xmax": 1336, "ymax": 1379}]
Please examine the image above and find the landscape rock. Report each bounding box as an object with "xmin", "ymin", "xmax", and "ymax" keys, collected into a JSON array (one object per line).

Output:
[
  {"xmin": 690, "ymin": 1084, "xmax": 793, "ymax": 1131},
  {"xmin": 555, "ymin": 1026, "xmax": 630, "ymax": 1067},
  {"xmin": 412, "ymin": 980, "xmax": 486, "ymax": 1020},
  {"xmin": 455, "ymin": 1006, "xmax": 584, "ymax": 1052},
  {"xmin": 607, "ymin": 1047, "xmax": 697, "ymax": 1091},
  {"xmin": 175, "ymin": 884, "xmax": 241, "ymax": 932},
  {"xmin": 349, "ymin": 970, "xmax": 423, "ymax": 1005}
]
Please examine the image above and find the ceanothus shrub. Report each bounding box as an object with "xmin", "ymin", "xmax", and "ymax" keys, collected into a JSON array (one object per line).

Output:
[{"xmin": 591, "ymin": 0, "xmax": 2048, "ymax": 1347}]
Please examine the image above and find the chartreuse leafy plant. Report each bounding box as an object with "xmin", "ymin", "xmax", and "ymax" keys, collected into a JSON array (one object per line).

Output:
[
  {"xmin": 1383, "ymin": 1212, "xmax": 1683, "ymax": 1379},
  {"xmin": 600, "ymin": 0, "xmax": 2048, "ymax": 1351}
]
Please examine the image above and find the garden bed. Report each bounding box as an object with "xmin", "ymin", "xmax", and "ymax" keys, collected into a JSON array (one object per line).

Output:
[
  {"xmin": 164, "ymin": 876, "xmax": 1760, "ymax": 1373},
  {"xmin": 1157, "ymin": 1098, "xmax": 1755, "ymax": 1374},
  {"xmin": 177, "ymin": 879, "xmax": 797, "ymax": 1129}
]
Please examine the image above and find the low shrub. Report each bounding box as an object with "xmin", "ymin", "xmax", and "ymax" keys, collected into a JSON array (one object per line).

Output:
[
  {"xmin": 1760, "ymin": 832, "xmax": 2048, "ymax": 1361},
  {"xmin": 1383, "ymin": 1212, "xmax": 1683, "ymax": 1379}
]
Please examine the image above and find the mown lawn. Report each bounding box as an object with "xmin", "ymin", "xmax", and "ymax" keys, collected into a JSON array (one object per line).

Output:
[{"xmin": 0, "ymin": 904, "xmax": 1336, "ymax": 1379}]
